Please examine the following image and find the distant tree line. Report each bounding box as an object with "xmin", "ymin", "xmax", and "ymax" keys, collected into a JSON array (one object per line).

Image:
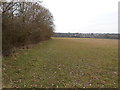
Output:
[
  {"xmin": 54, "ymin": 33, "xmax": 120, "ymax": 39},
  {"xmin": 0, "ymin": 1, "xmax": 55, "ymax": 56}
]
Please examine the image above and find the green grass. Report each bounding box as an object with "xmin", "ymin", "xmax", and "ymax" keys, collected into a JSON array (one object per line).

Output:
[{"xmin": 2, "ymin": 37, "xmax": 118, "ymax": 88}]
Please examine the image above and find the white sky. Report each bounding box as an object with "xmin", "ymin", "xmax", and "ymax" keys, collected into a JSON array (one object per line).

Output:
[{"xmin": 43, "ymin": 0, "xmax": 119, "ymax": 33}]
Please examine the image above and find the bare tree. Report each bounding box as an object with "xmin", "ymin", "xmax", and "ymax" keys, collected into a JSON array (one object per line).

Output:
[{"xmin": 1, "ymin": 1, "xmax": 55, "ymax": 56}]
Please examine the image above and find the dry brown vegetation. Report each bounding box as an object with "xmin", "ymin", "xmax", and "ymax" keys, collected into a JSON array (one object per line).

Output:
[{"xmin": 0, "ymin": 1, "xmax": 54, "ymax": 56}]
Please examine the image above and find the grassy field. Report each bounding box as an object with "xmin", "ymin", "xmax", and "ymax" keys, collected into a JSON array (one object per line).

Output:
[{"xmin": 2, "ymin": 37, "xmax": 118, "ymax": 88}]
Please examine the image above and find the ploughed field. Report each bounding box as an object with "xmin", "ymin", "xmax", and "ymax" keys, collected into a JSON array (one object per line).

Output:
[{"xmin": 3, "ymin": 37, "xmax": 118, "ymax": 88}]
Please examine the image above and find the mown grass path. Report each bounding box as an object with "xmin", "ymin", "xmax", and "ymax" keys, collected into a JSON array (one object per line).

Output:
[{"xmin": 3, "ymin": 38, "xmax": 118, "ymax": 88}]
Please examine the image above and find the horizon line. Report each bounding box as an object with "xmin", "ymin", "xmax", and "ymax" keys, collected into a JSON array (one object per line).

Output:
[{"xmin": 54, "ymin": 32, "xmax": 119, "ymax": 34}]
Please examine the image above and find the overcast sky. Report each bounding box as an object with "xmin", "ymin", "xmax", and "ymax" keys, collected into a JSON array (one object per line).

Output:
[{"xmin": 43, "ymin": 0, "xmax": 119, "ymax": 33}]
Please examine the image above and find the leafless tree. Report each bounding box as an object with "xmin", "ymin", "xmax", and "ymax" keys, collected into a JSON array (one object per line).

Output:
[{"xmin": 0, "ymin": 1, "xmax": 54, "ymax": 56}]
